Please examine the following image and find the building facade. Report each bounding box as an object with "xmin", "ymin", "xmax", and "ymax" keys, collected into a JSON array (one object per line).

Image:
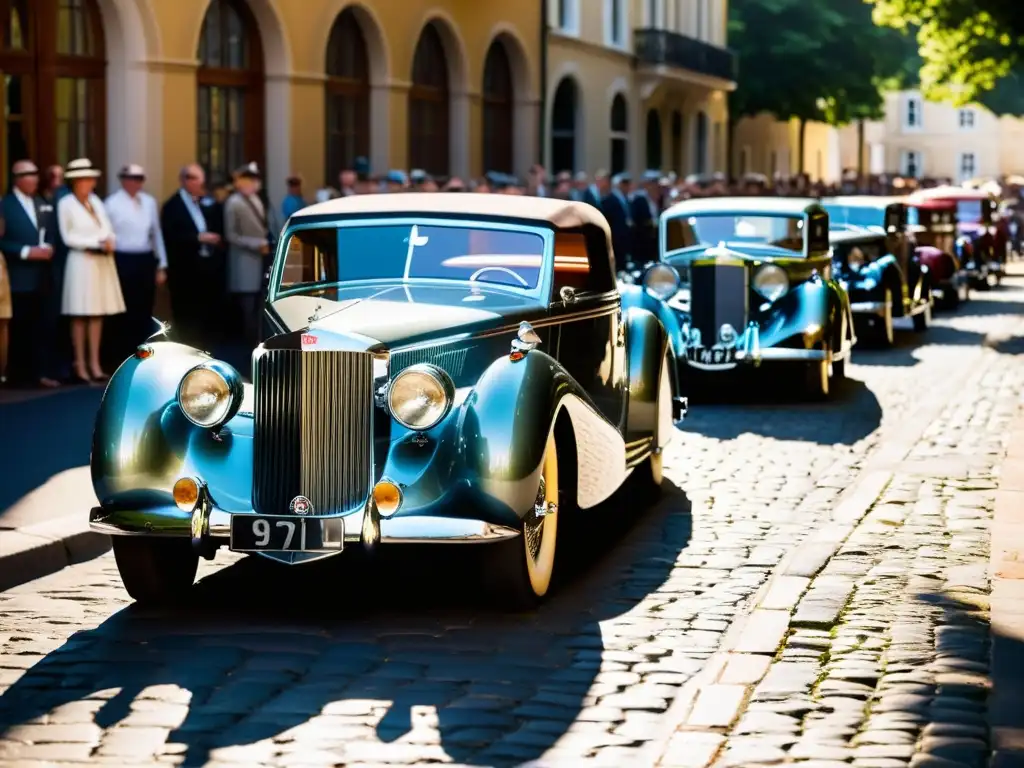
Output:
[
  {"xmin": 545, "ymin": 0, "xmax": 736, "ymax": 178},
  {"xmin": 731, "ymin": 115, "xmax": 845, "ymax": 183},
  {"xmin": 875, "ymin": 90, "xmax": 1024, "ymax": 181},
  {"xmin": 1, "ymin": 0, "xmax": 542, "ymax": 200}
]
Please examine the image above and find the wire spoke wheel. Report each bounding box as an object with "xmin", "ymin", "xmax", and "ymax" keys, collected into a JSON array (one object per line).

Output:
[{"xmin": 524, "ymin": 433, "xmax": 559, "ymax": 597}]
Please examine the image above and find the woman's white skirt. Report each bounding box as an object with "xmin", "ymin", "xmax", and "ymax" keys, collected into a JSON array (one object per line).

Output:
[{"xmin": 61, "ymin": 250, "xmax": 126, "ymax": 317}]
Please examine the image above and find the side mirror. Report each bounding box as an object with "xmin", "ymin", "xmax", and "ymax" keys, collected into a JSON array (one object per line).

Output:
[{"xmin": 559, "ymin": 286, "xmax": 578, "ymax": 305}]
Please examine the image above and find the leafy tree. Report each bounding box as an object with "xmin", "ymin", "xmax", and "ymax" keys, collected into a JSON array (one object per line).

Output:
[
  {"xmin": 729, "ymin": 0, "xmax": 918, "ymax": 175},
  {"xmin": 869, "ymin": 0, "xmax": 1024, "ymax": 108}
]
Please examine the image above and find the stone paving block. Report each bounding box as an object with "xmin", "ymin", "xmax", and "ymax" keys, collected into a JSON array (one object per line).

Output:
[
  {"xmin": 660, "ymin": 731, "xmax": 725, "ymax": 768},
  {"xmin": 727, "ymin": 610, "xmax": 790, "ymax": 655},
  {"xmin": 759, "ymin": 576, "xmax": 810, "ymax": 612},
  {"xmin": 717, "ymin": 654, "xmax": 771, "ymax": 686},
  {"xmin": 792, "ymin": 576, "xmax": 857, "ymax": 629},
  {"xmin": 685, "ymin": 685, "xmax": 747, "ymax": 728}
]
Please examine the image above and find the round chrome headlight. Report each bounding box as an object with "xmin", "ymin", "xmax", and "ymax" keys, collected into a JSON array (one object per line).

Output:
[
  {"xmin": 643, "ymin": 263, "xmax": 681, "ymax": 300},
  {"xmin": 177, "ymin": 361, "xmax": 243, "ymax": 428},
  {"xmin": 753, "ymin": 264, "xmax": 789, "ymax": 302},
  {"xmin": 388, "ymin": 364, "xmax": 454, "ymax": 431}
]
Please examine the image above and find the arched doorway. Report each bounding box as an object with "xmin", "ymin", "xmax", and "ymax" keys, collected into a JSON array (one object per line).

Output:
[
  {"xmin": 408, "ymin": 22, "xmax": 449, "ymax": 176},
  {"xmin": 196, "ymin": 0, "xmax": 265, "ymax": 184},
  {"xmin": 481, "ymin": 40, "xmax": 514, "ymax": 174},
  {"xmin": 0, "ymin": 0, "xmax": 106, "ymax": 192},
  {"xmin": 610, "ymin": 94, "xmax": 627, "ymax": 175},
  {"xmin": 695, "ymin": 111, "xmax": 708, "ymax": 175},
  {"xmin": 324, "ymin": 8, "xmax": 370, "ymax": 186},
  {"xmin": 645, "ymin": 109, "xmax": 662, "ymax": 170},
  {"xmin": 550, "ymin": 76, "xmax": 577, "ymax": 173},
  {"xmin": 671, "ymin": 110, "xmax": 683, "ymax": 173}
]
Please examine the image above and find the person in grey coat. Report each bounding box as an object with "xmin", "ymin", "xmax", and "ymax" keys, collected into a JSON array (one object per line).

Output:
[{"xmin": 225, "ymin": 162, "xmax": 271, "ymax": 346}]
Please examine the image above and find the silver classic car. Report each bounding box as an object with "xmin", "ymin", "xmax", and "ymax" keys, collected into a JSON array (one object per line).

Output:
[{"xmin": 90, "ymin": 194, "xmax": 683, "ymax": 609}]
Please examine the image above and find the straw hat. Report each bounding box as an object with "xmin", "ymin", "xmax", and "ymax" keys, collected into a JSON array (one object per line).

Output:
[{"xmin": 65, "ymin": 158, "xmax": 101, "ymax": 180}]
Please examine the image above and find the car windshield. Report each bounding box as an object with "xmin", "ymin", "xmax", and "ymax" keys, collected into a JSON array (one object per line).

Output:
[
  {"xmin": 957, "ymin": 200, "xmax": 983, "ymax": 222},
  {"xmin": 278, "ymin": 223, "xmax": 546, "ymax": 293},
  {"xmin": 665, "ymin": 214, "xmax": 806, "ymax": 254},
  {"xmin": 823, "ymin": 205, "xmax": 882, "ymax": 228}
]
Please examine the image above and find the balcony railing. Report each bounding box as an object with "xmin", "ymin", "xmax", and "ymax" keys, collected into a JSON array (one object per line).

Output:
[{"xmin": 634, "ymin": 28, "xmax": 738, "ymax": 83}]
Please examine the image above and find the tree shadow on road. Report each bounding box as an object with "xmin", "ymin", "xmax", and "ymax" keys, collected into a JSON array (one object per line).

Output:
[
  {"xmin": 681, "ymin": 375, "xmax": 882, "ymax": 446},
  {"xmin": 0, "ymin": 480, "xmax": 694, "ymax": 766}
]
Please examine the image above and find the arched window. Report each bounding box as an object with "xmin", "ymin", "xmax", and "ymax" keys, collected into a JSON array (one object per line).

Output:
[
  {"xmin": 610, "ymin": 94, "xmax": 627, "ymax": 175},
  {"xmin": 645, "ymin": 109, "xmax": 662, "ymax": 170},
  {"xmin": 197, "ymin": 0, "xmax": 264, "ymax": 184},
  {"xmin": 695, "ymin": 111, "xmax": 708, "ymax": 174},
  {"xmin": 325, "ymin": 9, "xmax": 369, "ymax": 186},
  {"xmin": 482, "ymin": 40, "xmax": 514, "ymax": 174},
  {"xmin": 550, "ymin": 77, "xmax": 577, "ymax": 173},
  {"xmin": 670, "ymin": 110, "xmax": 683, "ymax": 173},
  {"xmin": 408, "ymin": 23, "xmax": 449, "ymax": 176},
  {"xmin": 0, "ymin": 0, "xmax": 106, "ymax": 192}
]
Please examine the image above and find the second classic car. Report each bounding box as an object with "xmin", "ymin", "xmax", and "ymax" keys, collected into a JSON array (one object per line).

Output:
[
  {"xmin": 630, "ymin": 197, "xmax": 855, "ymax": 399},
  {"xmin": 904, "ymin": 197, "xmax": 970, "ymax": 309},
  {"xmin": 908, "ymin": 186, "xmax": 1004, "ymax": 288},
  {"xmin": 820, "ymin": 196, "xmax": 933, "ymax": 344},
  {"xmin": 88, "ymin": 194, "xmax": 684, "ymax": 609}
]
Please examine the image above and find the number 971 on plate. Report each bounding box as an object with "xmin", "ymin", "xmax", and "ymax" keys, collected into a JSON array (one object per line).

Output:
[{"xmin": 229, "ymin": 514, "xmax": 344, "ymax": 552}]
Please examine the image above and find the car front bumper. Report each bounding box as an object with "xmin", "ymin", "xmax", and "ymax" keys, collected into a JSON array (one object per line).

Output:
[{"xmin": 679, "ymin": 322, "xmax": 847, "ymax": 371}]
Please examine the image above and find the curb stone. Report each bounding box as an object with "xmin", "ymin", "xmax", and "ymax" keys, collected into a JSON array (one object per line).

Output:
[{"xmin": 0, "ymin": 515, "xmax": 111, "ymax": 592}]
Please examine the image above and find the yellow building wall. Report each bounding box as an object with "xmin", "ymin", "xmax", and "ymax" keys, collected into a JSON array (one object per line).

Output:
[
  {"xmin": 732, "ymin": 114, "xmax": 841, "ymax": 181},
  {"xmin": 119, "ymin": 0, "xmax": 541, "ymax": 200}
]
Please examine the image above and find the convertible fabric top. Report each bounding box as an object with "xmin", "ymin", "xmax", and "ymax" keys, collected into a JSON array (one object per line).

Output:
[
  {"xmin": 294, "ymin": 192, "xmax": 612, "ymax": 233},
  {"xmin": 663, "ymin": 196, "xmax": 824, "ymax": 218}
]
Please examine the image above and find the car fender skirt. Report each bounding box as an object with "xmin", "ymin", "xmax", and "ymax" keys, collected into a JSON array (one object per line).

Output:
[{"xmin": 463, "ymin": 350, "xmax": 626, "ymax": 514}]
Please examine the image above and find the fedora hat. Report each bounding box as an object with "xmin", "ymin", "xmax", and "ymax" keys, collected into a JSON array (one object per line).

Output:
[
  {"xmin": 65, "ymin": 158, "xmax": 101, "ymax": 180},
  {"xmin": 234, "ymin": 161, "xmax": 261, "ymax": 180},
  {"xmin": 118, "ymin": 163, "xmax": 146, "ymax": 180}
]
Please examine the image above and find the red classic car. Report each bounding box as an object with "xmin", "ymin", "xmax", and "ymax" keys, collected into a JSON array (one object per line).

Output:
[
  {"xmin": 904, "ymin": 197, "xmax": 970, "ymax": 309},
  {"xmin": 908, "ymin": 186, "xmax": 1004, "ymax": 289}
]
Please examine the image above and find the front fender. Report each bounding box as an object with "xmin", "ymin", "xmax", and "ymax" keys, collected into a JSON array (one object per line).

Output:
[
  {"xmin": 623, "ymin": 306, "xmax": 672, "ymax": 443},
  {"xmin": 91, "ymin": 341, "xmax": 255, "ymax": 519},
  {"xmin": 917, "ymin": 248, "xmax": 957, "ymax": 281},
  {"xmin": 461, "ymin": 350, "xmax": 626, "ymax": 519},
  {"xmin": 757, "ymin": 278, "xmax": 834, "ymax": 349}
]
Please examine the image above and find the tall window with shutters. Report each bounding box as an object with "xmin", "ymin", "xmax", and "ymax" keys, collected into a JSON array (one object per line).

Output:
[
  {"xmin": 610, "ymin": 94, "xmax": 628, "ymax": 175},
  {"xmin": 408, "ymin": 23, "xmax": 450, "ymax": 177},
  {"xmin": 197, "ymin": 0, "xmax": 265, "ymax": 184},
  {"xmin": 482, "ymin": 40, "xmax": 514, "ymax": 174}
]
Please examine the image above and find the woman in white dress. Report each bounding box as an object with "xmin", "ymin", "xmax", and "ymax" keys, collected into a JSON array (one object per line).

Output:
[{"xmin": 59, "ymin": 158, "xmax": 125, "ymax": 383}]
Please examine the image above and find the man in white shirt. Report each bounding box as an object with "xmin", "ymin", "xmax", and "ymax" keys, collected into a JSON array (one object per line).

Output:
[{"xmin": 105, "ymin": 164, "xmax": 168, "ymax": 360}]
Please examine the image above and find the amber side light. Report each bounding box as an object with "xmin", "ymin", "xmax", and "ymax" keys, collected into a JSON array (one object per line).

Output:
[
  {"xmin": 373, "ymin": 481, "xmax": 403, "ymax": 516},
  {"xmin": 135, "ymin": 344, "xmax": 154, "ymax": 359},
  {"xmin": 173, "ymin": 477, "xmax": 199, "ymax": 511}
]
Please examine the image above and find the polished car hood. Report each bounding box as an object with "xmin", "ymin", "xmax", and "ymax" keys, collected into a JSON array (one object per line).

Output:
[
  {"xmin": 270, "ymin": 284, "xmax": 543, "ymax": 348},
  {"xmin": 667, "ymin": 243, "xmax": 804, "ymax": 264}
]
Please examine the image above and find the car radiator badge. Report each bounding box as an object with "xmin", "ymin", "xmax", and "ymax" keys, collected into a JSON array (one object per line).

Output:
[{"xmin": 289, "ymin": 495, "xmax": 313, "ymax": 515}]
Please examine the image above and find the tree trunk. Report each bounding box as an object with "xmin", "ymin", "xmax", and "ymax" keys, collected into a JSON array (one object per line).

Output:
[
  {"xmin": 856, "ymin": 119, "xmax": 866, "ymax": 191},
  {"xmin": 797, "ymin": 118, "xmax": 807, "ymax": 176}
]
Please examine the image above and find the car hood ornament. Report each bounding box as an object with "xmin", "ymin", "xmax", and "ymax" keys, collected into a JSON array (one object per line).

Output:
[{"xmin": 510, "ymin": 321, "xmax": 541, "ymax": 360}]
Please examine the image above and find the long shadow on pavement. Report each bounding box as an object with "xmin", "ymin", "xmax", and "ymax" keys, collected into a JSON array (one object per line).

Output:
[
  {"xmin": 0, "ymin": 479, "xmax": 693, "ymax": 766},
  {"xmin": 0, "ymin": 386, "xmax": 102, "ymax": 523},
  {"xmin": 682, "ymin": 375, "xmax": 882, "ymax": 446}
]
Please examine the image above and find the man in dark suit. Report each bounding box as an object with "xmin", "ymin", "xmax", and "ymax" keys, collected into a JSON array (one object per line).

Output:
[
  {"xmin": 601, "ymin": 172, "xmax": 633, "ymax": 272},
  {"xmin": 630, "ymin": 170, "xmax": 662, "ymax": 266},
  {"xmin": 0, "ymin": 160, "xmax": 60, "ymax": 388},
  {"xmin": 161, "ymin": 163, "xmax": 222, "ymax": 346}
]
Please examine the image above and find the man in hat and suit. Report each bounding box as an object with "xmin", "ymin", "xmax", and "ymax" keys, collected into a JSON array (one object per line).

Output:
[
  {"xmin": 105, "ymin": 164, "xmax": 168, "ymax": 361},
  {"xmin": 0, "ymin": 160, "xmax": 60, "ymax": 387},
  {"xmin": 161, "ymin": 163, "xmax": 223, "ymax": 346},
  {"xmin": 225, "ymin": 162, "xmax": 271, "ymax": 348},
  {"xmin": 601, "ymin": 172, "xmax": 634, "ymax": 272},
  {"xmin": 630, "ymin": 170, "xmax": 662, "ymax": 266}
]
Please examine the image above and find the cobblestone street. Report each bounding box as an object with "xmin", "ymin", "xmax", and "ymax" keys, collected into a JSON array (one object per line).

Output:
[{"xmin": 1, "ymin": 279, "xmax": 1023, "ymax": 767}]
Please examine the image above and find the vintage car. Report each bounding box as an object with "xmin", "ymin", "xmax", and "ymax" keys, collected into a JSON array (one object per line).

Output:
[
  {"xmin": 820, "ymin": 196, "xmax": 933, "ymax": 342},
  {"xmin": 629, "ymin": 197, "xmax": 855, "ymax": 399},
  {"xmin": 89, "ymin": 194, "xmax": 685, "ymax": 609},
  {"xmin": 908, "ymin": 186, "xmax": 1004, "ymax": 288},
  {"xmin": 904, "ymin": 197, "xmax": 970, "ymax": 308}
]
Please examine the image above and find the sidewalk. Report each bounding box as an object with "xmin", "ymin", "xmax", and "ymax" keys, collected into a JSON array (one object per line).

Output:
[
  {"xmin": 0, "ymin": 385, "xmax": 109, "ymax": 591},
  {"xmin": 991, "ymin": 407, "xmax": 1024, "ymax": 767}
]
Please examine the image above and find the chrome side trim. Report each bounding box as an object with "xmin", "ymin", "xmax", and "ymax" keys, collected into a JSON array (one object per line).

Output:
[{"xmin": 740, "ymin": 348, "xmax": 828, "ymax": 362}]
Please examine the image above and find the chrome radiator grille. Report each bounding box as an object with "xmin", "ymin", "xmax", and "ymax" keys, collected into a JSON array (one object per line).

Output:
[
  {"xmin": 689, "ymin": 262, "xmax": 748, "ymax": 345},
  {"xmin": 252, "ymin": 349, "xmax": 373, "ymax": 516}
]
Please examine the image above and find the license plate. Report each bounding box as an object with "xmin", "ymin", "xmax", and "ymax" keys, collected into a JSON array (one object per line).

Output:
[
  {"xmin": 687, "ymin": 345, "xmax": 737, "ymax": 367},
  {"xmin": 229, "ymin": 514, "xmax": 344, "ymax": 552}
]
